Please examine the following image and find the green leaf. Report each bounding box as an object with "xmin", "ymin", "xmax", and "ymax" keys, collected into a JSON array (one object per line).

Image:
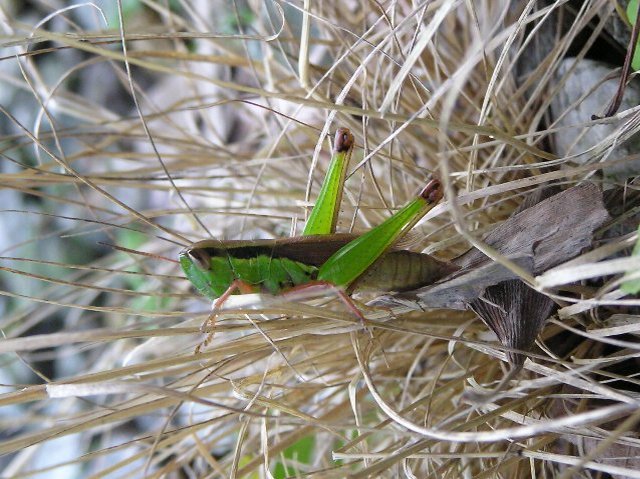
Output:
[
  {"xmin": 626, "ymin": 0, "xmax": 640, "ymax": 71},
  {"xmin": 237, "ymin": 455, "xmax": 260, "ymax": 479},
  {"xmin": 273, "ymin": 435, "xmax": 314, "ymax": 478},
  {"xmin": 621, "ymin": 224, "xmax": 640, "ymax": 294}
]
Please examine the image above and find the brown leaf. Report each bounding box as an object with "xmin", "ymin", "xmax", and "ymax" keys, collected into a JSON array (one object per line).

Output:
[
  {"xmin": 453, "ymin": 182, "xmax": 609, "ymax": 274},
  {"xmin": 469, "ymin": 279, "xmax": 556, "ymax": 366},
  {"xmin": 375, "ymin": 183, "xmax": 609, "ymax": 367}
]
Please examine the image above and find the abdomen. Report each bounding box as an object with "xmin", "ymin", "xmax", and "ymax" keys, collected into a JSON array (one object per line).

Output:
[{"xmin": 351, "ymin": 250, "xmax": 456, "ymax": 292}]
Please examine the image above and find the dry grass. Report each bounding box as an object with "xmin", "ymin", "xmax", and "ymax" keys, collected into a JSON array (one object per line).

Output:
[{"xmin": 1, "ymin": 1, "xmax": 640, "ymax": 477}]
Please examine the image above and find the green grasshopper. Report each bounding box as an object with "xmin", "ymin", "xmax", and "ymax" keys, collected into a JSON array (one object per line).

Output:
[{"xmin": 179, "ymin": 128, "xmax": 451, "ymax": 324}]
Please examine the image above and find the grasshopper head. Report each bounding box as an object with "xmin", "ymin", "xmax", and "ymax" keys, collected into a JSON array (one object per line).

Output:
[{"xmin": 179, "ymin": 246, "xmax": 228, "ymax": 301}]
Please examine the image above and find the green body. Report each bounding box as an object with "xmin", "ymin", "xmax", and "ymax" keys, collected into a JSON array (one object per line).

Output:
[
  {"xmin": 179, "ymin": 250, "xmax": 316, "ymax": 301},
  {"xmin": 180, "ymin": 127, "xmax": 449, "ymax": 302},
  {"xmin": 180, "ymin": 234, "xmax": 453, "ymax": 301}
]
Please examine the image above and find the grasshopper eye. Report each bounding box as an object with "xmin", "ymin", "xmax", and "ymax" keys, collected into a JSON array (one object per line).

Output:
[{"xmin": 187, "ymin": 249, "xmax": 211, "ymax": 271}]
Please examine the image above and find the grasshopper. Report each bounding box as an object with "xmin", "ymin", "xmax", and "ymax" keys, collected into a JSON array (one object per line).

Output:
[{"xmin": 179, "ymin": 128, "xmax": 452, "ymax": 326}]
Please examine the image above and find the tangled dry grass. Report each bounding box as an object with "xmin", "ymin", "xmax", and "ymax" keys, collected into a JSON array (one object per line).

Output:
[{"xmin": 1, "ymin": 1, "xmax": 640, "ymax": 477}]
